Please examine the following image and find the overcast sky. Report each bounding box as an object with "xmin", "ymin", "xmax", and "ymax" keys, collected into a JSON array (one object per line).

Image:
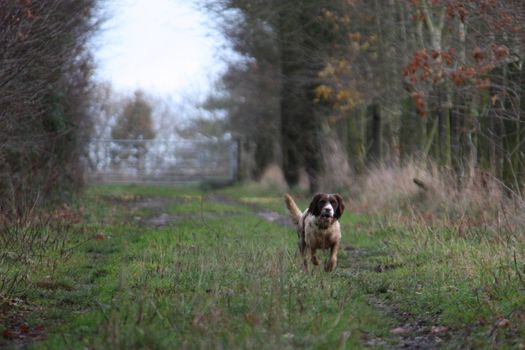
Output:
[{"xmin": 92, "ymin": 0, "xmax": 227, "ymax": 99}]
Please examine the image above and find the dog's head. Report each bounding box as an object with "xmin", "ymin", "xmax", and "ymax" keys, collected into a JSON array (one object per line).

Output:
[{"xmin": 307, "ymin": 193, "xmax": 345, "ymax": 220}]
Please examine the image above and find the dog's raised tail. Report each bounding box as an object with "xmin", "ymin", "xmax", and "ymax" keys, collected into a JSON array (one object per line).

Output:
[{"xmin": 284, "ymin": 193, "xmax": 302, "ymax": 226}]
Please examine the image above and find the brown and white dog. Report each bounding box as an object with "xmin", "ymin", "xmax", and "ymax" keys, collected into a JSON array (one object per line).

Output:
[{"xmin": 284, "ymin": 193, "xmax": 345, "ymax": 272}]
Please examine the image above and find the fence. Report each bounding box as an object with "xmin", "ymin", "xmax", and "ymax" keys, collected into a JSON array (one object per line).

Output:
[{"xmin": 85, "ymin": 139, "xmax": 238, "ymax": 184}]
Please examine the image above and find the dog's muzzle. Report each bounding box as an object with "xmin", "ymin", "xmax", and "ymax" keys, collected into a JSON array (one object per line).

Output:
[{"xmin": 321, "ymin": 209, "xmax": 333, "ymax": 218}]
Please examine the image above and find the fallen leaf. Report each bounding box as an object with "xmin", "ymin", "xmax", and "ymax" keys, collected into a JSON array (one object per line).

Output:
[
  {"xmin": 431, "ymin": 325, "xmax": 448, "ymax": 334},
  {"xmin": 9, "ymin": 298, "xmax": 24, "ymax": 307},
  {"xmin": 19, "ymin": 324, "xmax": 30, "ymax": 334},
  {"xmin": 495, "ymin": 318, "xmax": 510, "ymax": 328},
  {"xmin": 192, "ymin": 314, "xmax": 205, "ymax": 327},
  {"xmin": 2, "ymin": 329, "xmax": 15, "ymax": 339},
  {"xmin": 94, "ymin": 233, "xmax": 105, "ymax": 241},
  {"xmin": 244, "ymin": 313, "xmax": 260, "ymax": 326},
  {"xmin": 390, "ymin": 327, "xmax": 412, "ymax": 335}
]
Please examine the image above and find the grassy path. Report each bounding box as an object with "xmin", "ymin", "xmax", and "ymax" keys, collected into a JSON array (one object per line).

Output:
[
  {"xmin": 36, "ymin": 185, "xmax": 394, "ymax": 349},
  {"xmin": 1, "ymin": 184, "xmax": 524, "ymax": 349}
]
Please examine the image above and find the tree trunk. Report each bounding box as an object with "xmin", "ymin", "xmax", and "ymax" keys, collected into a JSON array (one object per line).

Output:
[
  {"xmin": 438, "ymin": 88, "xmax": 452, "ymax": 167},
  {"xmin": 278, "ymin": 6, "xmax": 301, "ymax": 186},
  {"xmin": 367, "ymin": 103, "xmax": 383, "ymax": 163},
  {"xmin": 277, "ymin": 2, "xmax": 323, "ymax": 192},
  {"xmin": 347, "ymin": 107, "xmax": 366, "ymax": 174},
  {"xmin": 502, "ymin": 61, "xmax": 524, "ymax": 194}
]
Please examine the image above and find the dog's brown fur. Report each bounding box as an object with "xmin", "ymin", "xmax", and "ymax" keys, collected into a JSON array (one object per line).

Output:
[{"xmin": 284, "ymin": 193, "xmax": 345, "ymax": 272}]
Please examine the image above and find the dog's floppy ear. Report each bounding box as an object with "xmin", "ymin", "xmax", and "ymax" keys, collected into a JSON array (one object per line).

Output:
[
  {"xmin": 308, "ymin": 193, "xmax": 323, "ymax": 216},
  {"xmin": 333, "ymin": 194, "xmax": 345, "ymax": 219}
]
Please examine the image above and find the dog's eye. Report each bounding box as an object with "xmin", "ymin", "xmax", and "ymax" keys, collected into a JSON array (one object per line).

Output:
[{"xmin": 329, "ymin": 199, "xmax": 336, "ymax": 206}]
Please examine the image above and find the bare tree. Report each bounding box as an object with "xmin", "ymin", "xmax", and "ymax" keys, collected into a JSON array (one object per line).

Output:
[{"xmin": 0, "ymin": 0, "xmax": 101, "ymax": 220}]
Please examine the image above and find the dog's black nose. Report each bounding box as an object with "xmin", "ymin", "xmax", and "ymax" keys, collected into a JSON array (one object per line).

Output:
[{"xmin": 321, "ymin": 209, "xmax": 333, "ymax": 217}]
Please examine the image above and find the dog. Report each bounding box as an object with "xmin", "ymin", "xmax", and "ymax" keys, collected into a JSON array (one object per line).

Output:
[{"xmin": 284, "ymin": 193, "xmax": 345, "ymax": 272}]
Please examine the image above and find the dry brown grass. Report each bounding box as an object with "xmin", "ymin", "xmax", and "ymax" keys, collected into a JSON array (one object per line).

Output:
[
  {"xmin": 257, "ymin": 138, "xmax": 354, "ymax": 193},
  {"xmin": 257, "ymin": 164, "xmax": 311, "ymax": 192},
  {"xmin": 257, "ymin": 154, "xmax": 524, "ymax": 238},
  {"xmin": 354, "ymin": 162, "xmax": 525, "ymax": 235},
  {"xmin": 258, "ymin": 163, "xmax": 289, "ymax": 191},
  {"xmin": 318, "ymin": 138, "xmax": 354, "ymax": 191}
]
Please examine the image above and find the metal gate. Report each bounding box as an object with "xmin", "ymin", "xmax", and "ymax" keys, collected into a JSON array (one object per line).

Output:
[{"xmin": 86, "ymin": 139, "xmax": 238, "ymax": 183}]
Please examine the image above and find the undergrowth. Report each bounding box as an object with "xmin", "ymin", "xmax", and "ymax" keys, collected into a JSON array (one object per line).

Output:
[{"xmin": 350, "ymin": 163, "xmax": 525, "ymax": 348}]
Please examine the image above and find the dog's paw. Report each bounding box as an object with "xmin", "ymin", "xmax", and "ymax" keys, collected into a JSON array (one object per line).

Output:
[
  {"xmin": 311, "ymin": 255, "xmax": 320, "ymax": 265},
  {"xmin": 324, "ymin": 257, "xmax": 337, "ymax": 272}
]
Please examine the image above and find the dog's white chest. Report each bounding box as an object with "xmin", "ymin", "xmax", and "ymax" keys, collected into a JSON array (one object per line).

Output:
[{"xmin": 304, "ymin": 216, "xmax": 340, "ymax": 249}]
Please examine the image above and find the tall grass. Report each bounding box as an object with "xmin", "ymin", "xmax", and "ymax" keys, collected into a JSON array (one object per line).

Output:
[
  {"xmin": 0, "ymin": 207, "xmax": 81, "ymax": 298},
  {"xmin": 356, "ymin": 162, "xmax": 525, "ymax": 235},
  {"xmin": 348, "ymin": 162, "xmax": 525, "ymax": 347}
]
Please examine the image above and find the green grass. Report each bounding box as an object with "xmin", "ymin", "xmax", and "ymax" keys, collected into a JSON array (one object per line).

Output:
[
  {"xmin": 1, "ymin": 184, "xmax": 524, "ymax": 349},
  {"xmin": 362, "ymin": 224, "xmax": 525, "ymax": 349},
  {"xmin": 5, "ymin": 184, "xmax": 393, "ymax": 349}
]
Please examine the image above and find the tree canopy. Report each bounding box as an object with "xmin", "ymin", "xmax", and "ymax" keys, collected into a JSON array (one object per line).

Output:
[
  {"xmin": 112, "ymin": 91, "xmax": 155, "ymax": 140},
  {"xmin": 204, "ymin": 0, "xmax": 525, "ymax": 193}
]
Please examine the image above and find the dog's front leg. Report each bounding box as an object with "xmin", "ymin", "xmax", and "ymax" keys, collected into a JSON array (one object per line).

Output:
[
  {"xmin": 302, "ymin": 256, "xmax": 308, "ymax": 271},
  {"xmin": 298, "ymin": 239, "xmax": 308, "ymax": 271},
  {"xmin": 325, "ymin": 242, "xmax": 339, "ymax": 272},
  {"xmin": 310, "ymin": 248, "xmax": 320, "ymax": 266}
]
